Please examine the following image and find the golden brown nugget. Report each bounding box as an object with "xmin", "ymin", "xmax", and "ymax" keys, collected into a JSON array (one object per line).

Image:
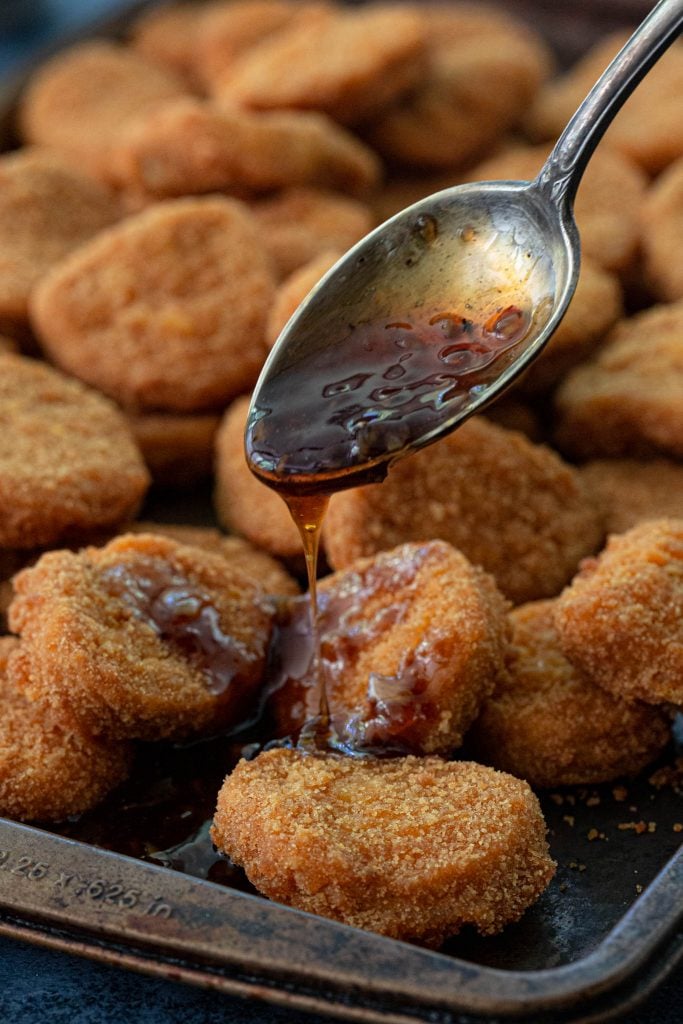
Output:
[
  {"xmin": 31, "ymin": 197, "xmax": 276, "ymax": 413},
  {"xmin": 579, "ymin": 459, "xmax": 683, "ymax": 536},
  {"xmin": 212, "ymin": 749, "xmax": 555, "ymax": 944},
  {"xmin": 110, "ymin": 98, "xmax": 381, "ymax": 199},
  {"xmin": 8, "ymin": 533, "xmax": 274, "ymax": 741},
  {"xmin": 0, "ymin": 638, "xmax": 133, "ymax": 822},
  {"xmin": 641, "ymin": 155, "xmax": 683, "ymax": 302},
  {"xmin": 0, "ymin": 149, "xmax": 121, "ymax": 329},
  {"xmin": 554, "ymin": 300, "xmax": 683, "ymax": 460},
  {"xmin": 18, "ymin": 40, "xmax": 188, "ymax": 181},
  {"xmin": 555, "ymin": 519, "xmax": 683, "ymax": 707},
  {"xmin": 470, "ymin": 600, "xmax": 671, "ymax": 788},
  {"xmin": 266, "ymin": 249, "xmax": 340, "ymax": 346},
  {"xmin": 483, "ymin": 400, "xmax": 541, "ymax": 442},
  {"xmin": 324, "ymin": 417, "xmax": 604, "ymax": 605},
  {"xmin": 127, "ymin": 411, "xmax": 221, "ymax": 486},
  {"xmin": 130, "ymin": 1, "xmax": 220, "ymax": 87},
  {"xmin": 268, "ymin": 540, "xmax": 508, "ymax": 755},
  {"xmin": 367, "ymin": 5, "xmax": 552, "ymax": 170},
  {"xmin": 527, "ymin": 32, "xmax": 683, "ymax": 175},
  {"xmin": 250, "ymin": 187, "xmax": 373, "ymax": 278},
  {"xmin": 470, "ymin": 143, "xmax": 646, "ymax": 278},
  {"xmin": 214, "ymin": 6, "xmax": 426, "ymax": 124},
  {"xmin": 0, "ymin": 353, "xmax": 149, "ymax": 550},
  {"xmin": 130, "ymin": 522, "xmax": 300, "ymax": 596},
  {"xmin": 214, "ymin": 396, "xmax": 303, "ymax": 560}
]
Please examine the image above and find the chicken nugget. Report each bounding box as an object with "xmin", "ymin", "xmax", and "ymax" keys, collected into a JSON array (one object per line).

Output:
[
  {"xmin": 214, "ymin": 396, "xmax": 303, "ymax": 561},
  {"xmin": 130, "ymin": 1, "xmax": 219, "ymax": 88},
  {"xmin": 266, "ymin": 249, "xmax": 340, "ymax": 346},
  {"xmin": 469, "ymin": 143, "xmax": 646, "ymax": 279},
  {"xmin": 324, "ymin": 417, "xmax": 604, "ymax": 605},
  {"xmin": 127, "ymin": 410, "xmax": 221, "ymax": 486},
  {"xmin": 0, "ymin": 353, "xmax": 149, "ymax": 550},
  {"xmin": 214, "ymin": 7, "xmax": 426, "ymax": 124},
  {"xmin": 0, "ymin": 149, "xmax": 121, "ymax": 331},
  {"xmin": 31, "ymin": 197, "xmax": 275, "ymax": 413},
  {"xmin": 267, "ymin": 540, "xmax": 508, "ymax": 755},
  {"xmin": 212, "ymin": 748, "xmax": 555, "ymax": 945},
  {"xmin": 526, "ymin": 32, "xmax": 683, "ymax": 176},
  {"xmin": 130, "ymin": 522, "xmax": 299, "ymax": 596},
  {"xmin": 641, "ymin": 155, "xmax": 683, "ymax": 302},
  {"xmin": 8, "ymin": 533, "xmax": 274, "ymax": 741},
  {"xmin": 470, "ymin": 600, "xmax": 671, "ymax": 788},
  {"xmin": 554, "ymin": 519, "xmax": 683, "ymax": 707},
  {"xmin": 0, "ymin": 637, "xmax": 133, "ymax": 822},
  {"xmin": 483, "ymin": 400, "xmax": 541, "ymax": 442},
  {"xmin": 110, "ymin": 98, "xmax": 380, "ymax": 199},
  {"xmin": 250, "ymin": 187, "xmax": 373, "ymax": 278},
  {"xmin": 18, "ymin": 40, "xmax": 188, "ymax": 182},
  {"xmin": 554, "ymin": 301, "xmax": 683, "ymax": 460},
  {"xmin": 367, "ymin": 5, "xmax": 552, "ymax": 170},
  {"xmin": 579, "ymin": 459, "xmax": 683, "ymax": 535}
]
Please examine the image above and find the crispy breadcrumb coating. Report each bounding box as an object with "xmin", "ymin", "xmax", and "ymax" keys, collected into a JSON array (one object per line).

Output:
[
  {"xmin": 127, "ymin": 410, "xmax": 221, "ymax": 486},
  {"xmin": 266, "ymin": 249, "xmax": 341, "ymax": 346},
  {"xmin": 641, "ymin": 155, "xmax": 683, "ymax": 302},
  {"xmin": 579, "ymin": 458, "xmax": 683, "ymax": 535},
  {"xmin": 212, "ymin": 748, "xmax": 555, "ymax": 945}
]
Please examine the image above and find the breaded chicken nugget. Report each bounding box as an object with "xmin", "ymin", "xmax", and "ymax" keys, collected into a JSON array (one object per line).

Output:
[
  {"xmin": 470, "ymin": 600, "xmax": 671, "ymax": 787},
  {"xmin": 367, "ymin": 4, "xmax": 553, "ymax": 170},
  {"xmin": 579, "ymin": 459, "xmax": 683, "ymax": 535},
  {"xmin": 130, "ymin": 1, "xmax": 220, "ymax": 88},
  {"xmin": 249, "ymin": 187, "xmax": 373, "ymax": 278},
  {"xmin": 130, "ymin": 522, "xmax": 300, "ymax": 595},
  {"xmin": 212, "ymin": 748, "xmax": 555, "ymax": 944},
  {"xmin": 469, "ymin": 143, "xmax": 646, "ymax": 279},
  {"xmin": 554, "ymin": 301, "xmax": 683, "ymax": 460},
  {"xmin": 483, "ymin": 400, "xmax": 541, "ymax": 442},
  {"xmin": 266, "ymin": 249, "xmax": 340, "ymax": 346},
  {"xmin": 31, "ymin": 197, "xmax": 275, "ymax": 413},
  {"xmin": 324, "ymin": 417, "xmax": 604, "ymax": 605},
  {"xmin": 8, "ymin": 533, "xmax": 274, "ymax": 741},
  {"xmin": 0, "ymin": 637, "xmax": 133, "ymax": 822},
  {"xmin": 110, "ymin": 98, "xmax": 380, "ymax": 199},
  {"xmin": 127, "ymin": 410, "xmax": 221, "ymax": 486},
  {"xmin": 268, "ymin": 540, "xmax": 508, "ymax": 754},
  {"xmin": 18, "ymin": 40, "xmax": 188, "ymax": 181},
  {"xmin": 214, "ymin": 396, "xmax": 303, "ymax": 560},
  {"xmin": 213, "ymin": 7, "xmax": 426, "ymax": 124},
  {"xmin": 526, "ymin": 32, "xmax": 683, "ymax": 175},
  {"xmin": 0, "ymin": 149, "xmax": 121, "ymax": 330},
  {"xmin": 0, "ymin": 353, "xmax": 149, "ymax": 550},
  {"xmin": 554, "ymin": 519, "xmax": 683, "ymax": 707},
  {"xmin": 641, "ymin": 155, "xmax": 683, "ymax": 302}
]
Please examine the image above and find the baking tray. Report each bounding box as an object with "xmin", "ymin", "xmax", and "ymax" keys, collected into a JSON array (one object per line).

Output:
[{"xmin": 0, "ymin": 3, "xmax": 682, "ymax": 1021}]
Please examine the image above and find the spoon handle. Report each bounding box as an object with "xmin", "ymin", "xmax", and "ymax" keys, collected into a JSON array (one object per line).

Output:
[{"xmin": 535, "ymin": 0, "xmax": 683, "ymax": 208}]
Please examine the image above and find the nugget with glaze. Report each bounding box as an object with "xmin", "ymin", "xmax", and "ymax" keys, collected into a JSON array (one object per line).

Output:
[
  {"xmin": 111, "ymin": 99, "xmax": 381, "ymax": 200},
  {"xmin": 324, "ymin": 417, "xmax": 603, "ymax": 605},
  {"xmin": 0, "ymin": 637, "xmax": 133, "ymax": 821},
  {"xmin": 214, "ymin": 396, "xmax": 303, "ymax": 560},
  {"xmin": 266, "ymin": 249, "xmax": 340, "ymax": 346},
  {"xmin": 212, "ymin": 748, "xmax": 555, "ymax": 945},
  {"xmin": 18, "ymin": 40, "xmax": 188, "ymax": 181},
  {"xmin": 127, "ymin": 410, "xmax": 221, "ymax": 486},
  {"xmin": 0, "ymin": 353, "xmax": 149, "ymax": 549},
  {"xmin": 249, "ymin": 187, "xmax": 373, "ymax": 278},
  {"xmin": 214, "ymin": 7, "xmax": 426, "ymax": 124},
  {"xmin": 268, "ymin": 540, "xmax": 508, "ymax": 755},
  {"xmin": 368, "ymin": 4, "xmax": 552, "ymax": 170},
  {"xmin": 527, "ymin": 32, "xmax": 683, "ymax": 175},
  {"xmin": 8, "ymin": 533, "xmax": 274, "ymax": 740},
  {"xmin": 555, "ymin": 519, "xmax": 683, "ymax": 707},
  {"xmin": 0, "ymin": 149, "xmax": 121, "ymax": 330},
  {"xmin": 470, "ymin": 600, "xmax": 671, "ymax": 787},
  {"xmin": 31, "ymin": 197, "xmax": 275, "ymax": 412},
  {"xmin": 554, "ymin": 301, "xmax": 683, "ymax": 460},
  {"xmin": 579, "ymin": 458, "xmax": 683, "ymax": 535},
  {"xmin": 641, "ymin": 155, "xmax": 683, "ymax": 302}
]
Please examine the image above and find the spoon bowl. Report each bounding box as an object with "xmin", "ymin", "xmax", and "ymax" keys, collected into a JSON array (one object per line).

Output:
[{"xmin": 247, "ymin": 0, "xmax": 682, "ymax": 495}]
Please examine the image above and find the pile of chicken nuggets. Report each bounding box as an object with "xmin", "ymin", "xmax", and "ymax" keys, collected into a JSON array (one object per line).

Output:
[{"xmin": 1, "ymin": 0, "xmax": 682, "ymax": 949}]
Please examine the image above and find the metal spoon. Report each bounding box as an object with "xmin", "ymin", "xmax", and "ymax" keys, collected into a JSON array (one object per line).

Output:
[{"xmin": 246, "ymin": 0, "xmax": 683, "ymax": 495}]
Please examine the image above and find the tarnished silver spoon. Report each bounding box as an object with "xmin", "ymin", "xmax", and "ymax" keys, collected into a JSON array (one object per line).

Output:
[{"xmin": 246, "ymin": 0, "xmax": 683, "ymax": 496}]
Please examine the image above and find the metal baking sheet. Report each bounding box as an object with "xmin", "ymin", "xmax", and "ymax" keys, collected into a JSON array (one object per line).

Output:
[{"xmin": 0, "ymin": 3, "xmax": 682, "ymax": 1021}]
